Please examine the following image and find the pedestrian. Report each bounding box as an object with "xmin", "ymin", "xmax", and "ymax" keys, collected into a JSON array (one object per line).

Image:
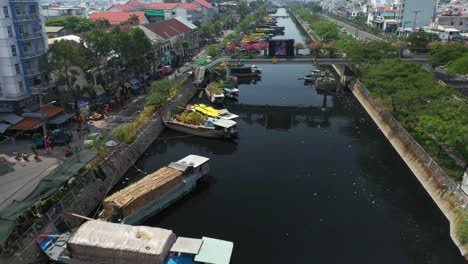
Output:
[
  {"xmin": 11, "ymin": 134, "xmax": 16, "ymax": 146},
  {"xmin": 44, "ymin": 135, "xmax": 51, "ymax": 153},
  {"xmin": 85, "ymin": 122, "xmax": 90, "ymax": 134}
]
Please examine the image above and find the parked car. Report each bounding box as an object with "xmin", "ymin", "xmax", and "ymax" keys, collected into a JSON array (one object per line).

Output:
[{"xmin": 31, "ymin": 129, "xmax": 73, "ymax": 148}]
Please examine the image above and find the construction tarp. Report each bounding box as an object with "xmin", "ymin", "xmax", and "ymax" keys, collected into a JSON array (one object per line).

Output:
[
  {"xmin": 68, "ymin": 221, "xmax": 176, "ymax": 264},
  {"xmin": 0, "ymin": 150, "xmax": 97, "ymax": 243}
]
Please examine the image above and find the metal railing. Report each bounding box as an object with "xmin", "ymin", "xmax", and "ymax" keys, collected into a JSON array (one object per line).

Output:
[
  {"xmin": 13, "ymin": 14, "xmax": 40, "ymax": 21},
  {"xmin": 21, "ymin": 49, "xmax": 45, "ymax": 59},
  {"xmin": 351, "ymin": 80, "xmax": 468, "ymax": 206}
]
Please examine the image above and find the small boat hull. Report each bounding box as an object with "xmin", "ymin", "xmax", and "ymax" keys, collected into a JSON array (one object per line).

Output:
[
  {"xmin": 316, "ymin": 77, "xmax": 337, "ymax": 91},
  {"xmin": 205, "ymin": 88, "xmax": 224, "ymax": 104},
  {"xmin": 163, "ymin": 119, "xmax": 236, "ymax": 139}
]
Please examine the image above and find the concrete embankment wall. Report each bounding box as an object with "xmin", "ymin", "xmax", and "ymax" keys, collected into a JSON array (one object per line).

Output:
[
  {"xmin": 7, "ymin": 81, "xmax": 197, "ymax": 264},
  {"xmin": 349, "ymin": 80, "xmax": 468, "ymax": 259}
]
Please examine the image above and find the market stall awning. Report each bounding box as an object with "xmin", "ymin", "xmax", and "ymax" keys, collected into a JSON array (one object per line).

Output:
[
  {"xmin": 35, "ymin": 106, "xmax": 64, "ymax": 118},
  {"xmin": 9, "ymin": 118, "xmax": 42, "ymax": 131},
  {"xmin": 0, "ymin": 123, "xmax": 10, "ymax": 133},
  {"xmin": 0, "ymin": 114, "xmax": 23, "ymax": 125},
  {"xmin": 47, "ymin": 113, "xmax": 74, "ymax": 125}
]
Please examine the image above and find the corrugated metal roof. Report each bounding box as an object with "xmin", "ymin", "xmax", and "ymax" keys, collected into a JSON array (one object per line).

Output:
[
  {"xmin": 0, "ymin": 123, "xmax": 10, "ymax": 133},
  {"xmin": 143, "ymin": 19, "xmax": 191, "ymax": 40},
  {"xmin": 177, "ymin": 155, "xmax": 209, "ymax": 168},
  {"xmin": 194, "ymin": 237, "xmax": 233, "ymax": 264},
  {"xmin": 9, "ymin": 118, "xmax": 42, "ymax": 131},
  {"xmin": 170, "ymin": 237, "xmax": 202, "ymax": 254},
  {"xmin": 45, "ymin": 26, "xmax": 65, "ymax": 33},
  {"xmin": 0, "ymin": 114, "xmax": 23, "ymax": 125}
]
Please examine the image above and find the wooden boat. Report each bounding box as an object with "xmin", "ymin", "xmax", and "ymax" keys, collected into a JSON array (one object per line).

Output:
[
  {"xmin": 316, "ymin": 77, "xmax": 337, "ymax": 91},
  {"xmin": 99, "ymin": 155, "xmax": 210, "ymax": 225},
  {"xmin": 205, "ymin": 86, "xmax": 224, "ymax": 104},
  {"xmin": 37, "ymin": 221, "xmax": 234, "ymax": 264},
  {"xmin": 163, "ymin": 116, "xmax": 238, "ymax": 139},
  {"xmin": 187, "ymin": 104, "xmax": 239, "ymax": 120}
]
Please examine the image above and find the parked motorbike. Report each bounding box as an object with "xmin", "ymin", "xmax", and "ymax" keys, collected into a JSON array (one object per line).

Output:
[
  {"xmin": 21, "ymin": 153, "xmax": 29, "ymax": 161},
  {"xmin": 64, "ymin": 146, "xmax": 73, "ymax": 157}
]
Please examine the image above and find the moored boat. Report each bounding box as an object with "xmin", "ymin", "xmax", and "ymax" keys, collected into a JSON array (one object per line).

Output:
[
  {"xmin": 99, "ymin": 155, "xmax": 210, "ymax": 224},
  {"xmin": 316, "ymin": 77, "xmax": 337, "ymax": 91},
  {"xmin": 37, "ymin": 221, "xmax": 234, "ymax": 264},
  {"xmin": 224, "ymin": 87, "xmax": 239, "ymax": 98},
  {"xmin": 187, "ymin": 104, "xmax": 239, "ymax": 120},
  {"xmin": 163, "ymin": 113, "xmax": 238, "ymax": 139},
  {"xmin": 205, "ymin": 82, "xmax": 225, "ymax": 104},
  {"xmin": 304, "ymin": 69, "xmax": 325, "ymax": 82}
]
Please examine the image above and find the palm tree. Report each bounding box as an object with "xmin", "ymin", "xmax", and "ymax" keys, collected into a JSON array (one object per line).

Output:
[{"xmin": 127, "ymin": 14, "xmax": 140, "ymax": 25}]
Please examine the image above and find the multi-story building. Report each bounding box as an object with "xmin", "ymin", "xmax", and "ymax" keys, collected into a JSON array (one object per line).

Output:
[
  {"xmin": 41, "ymin": 5, "xmax": 86, "ymax": 19},
  {"xmin": 0, "ymin": 0, "xmax": 48, "ymax": 113},
  {"xmin": 395, "ymin": 0, "xmax": 437, "ymax": 31}
]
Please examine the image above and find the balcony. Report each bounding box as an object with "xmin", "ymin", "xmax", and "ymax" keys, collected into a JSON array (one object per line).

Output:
[
  {"xmin": 24, "ymin": 67, "xmax": 42, "ymax": 76},
  {"xmin": 17, "ymin": 32, "xmax": 41, "ymax": 40},
  {"xmin": 13, "ymin": 14, "xmax": 40, "ymax": 22},
  {"xmin": 21, "ymin": 49, "xmax": 45, "ymax": 59}
]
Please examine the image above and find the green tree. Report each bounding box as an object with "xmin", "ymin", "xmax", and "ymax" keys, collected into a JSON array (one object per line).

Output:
[
  {"xmin": 206, "ymin": 45, "xmax": 219, "ymax": 57},
  {"xmin": 429, "ymin": 42, "xmax": 468, "ymax": 68},
  {"xmin": 46, "ymin": 16, "xmax": 96, "ymax": 33},
  {"xmin": 42, "ymin": 40, "xmax": 84, "ymax": 113},
  {"xmin": 237, "ymin": 2, "xmax": 250, "ymax": 19},
  {"xmin": 447, "ymin": 53, "xmax": 468, "ymax": 76},
  {"xmin": 406, "ymin": 31, "xmax": 440, "ymax": 53},
  {"xmin": 127, "ymin": 28, "xmax": 152, "ymax": 88},
  {"xmin": 82, "ymin": 29, "xmax": 119, "ymax": 99}
]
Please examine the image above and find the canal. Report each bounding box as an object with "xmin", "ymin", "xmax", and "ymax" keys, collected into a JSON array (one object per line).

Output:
[{"xmin": 120, "ymin": 8, "xmax": 464, "ymax": 264}]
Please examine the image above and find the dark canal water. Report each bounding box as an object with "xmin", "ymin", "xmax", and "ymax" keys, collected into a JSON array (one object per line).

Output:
[{"xmin": 119, "ymin": 8, "xmax": 464, "ymax": 264}]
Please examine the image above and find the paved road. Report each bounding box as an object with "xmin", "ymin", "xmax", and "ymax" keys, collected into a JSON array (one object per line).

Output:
[{"xmin": 323, "ymin": 15, "xmax": 384, "ymax": 41}]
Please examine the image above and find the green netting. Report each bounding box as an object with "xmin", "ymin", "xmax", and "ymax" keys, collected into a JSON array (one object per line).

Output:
[
  {"xmin": 145, "ymin": 10, "xmax": 165, "ymax": 17},
  {"xmin": 0, "ymin": 150, "xmax": 97, "ymax": 243}
]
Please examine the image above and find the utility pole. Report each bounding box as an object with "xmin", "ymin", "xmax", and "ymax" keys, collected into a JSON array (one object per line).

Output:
[{"xmin": 411, "ymin": 10, "xmax": 422, "ymax": 30}]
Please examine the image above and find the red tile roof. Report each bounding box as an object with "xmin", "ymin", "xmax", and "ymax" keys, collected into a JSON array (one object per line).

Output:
[
  {"xmin": 9, "ymin": 118, "xmax": 41, "ymax": 131},
  {"xmin": 143, "ymin": 19, "xmax": 191, "ymax": 40},
  {"xmin": 90, "ymin": 12, "xmax": 146, "ymax": 25},
  {"xmin": 145, "ymin": 3, "xmax": 200, "ymax": 11},
  {"xmin": 194, "ymin": 0, "xmax": 213, "ymax": 9},
  {"xmin": 127, "ymin": 0, "xmax": 147, "ymax": 8},
  {"xmin": 106, "ymin": 4, "xmax": 138, "ymax": 12}
]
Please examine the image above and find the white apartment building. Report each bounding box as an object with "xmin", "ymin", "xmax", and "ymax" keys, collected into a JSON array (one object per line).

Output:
[
  {"xmin": 396, "ymin": 0, "xmax": 437, "ymax": 30},
  {"xmin": 0, "ymin": 0, "xmax": 48, "ymax": 113}
]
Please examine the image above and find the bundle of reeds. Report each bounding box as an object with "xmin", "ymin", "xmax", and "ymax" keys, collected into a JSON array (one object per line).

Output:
[{"xmin": 100, "ymin": 167, "xmax": 182, "ymax": 220}]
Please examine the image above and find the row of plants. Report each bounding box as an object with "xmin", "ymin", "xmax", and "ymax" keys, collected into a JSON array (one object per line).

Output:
[
  {"xmin": 206, "ymin": 81, "xmax": 224, "ymax": 95},
  {"xmin": 112, "ymin": 79, "xmax": 178, "ymax": 144},
  {"xmin": 171, "ymin": 111, "xmax": 205, "ymax": 126}
]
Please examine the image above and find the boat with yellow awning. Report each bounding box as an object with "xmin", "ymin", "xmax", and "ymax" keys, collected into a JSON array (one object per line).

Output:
[{"xmin": 186, "ymin": 104, "xmax": 239, "ymax": 120}]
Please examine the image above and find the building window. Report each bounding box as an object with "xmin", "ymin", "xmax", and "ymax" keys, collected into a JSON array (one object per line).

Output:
[
  {"xmin": 0, "ymin": 82, "xmax": 3, "ymax": 95},
  {"xmin": 29, "ymin": 5, "xmax": 36, "ymax": 15},
  {"xmin": 172, "ymin": 11, "xmax": 176, "ymax": 16},
  {"xmin": 451, "ymin": 22, "xmax": 454, "ymax": 26},
  {"xmin": 11, "ymin": 45, "xmax": 17, "ymax": 56},
  {"xmin": 18, "ymin": 81, "xmax": 24, "ymax": 93},
  {"xmin": 3, "ymin": 6, "xmax": 8, "ymax": 18},
  {"xmin": 7, "ymin": 26, "xmax": 13, "ymax": 37},
  {"xmin": 15, "ymin": 6, "xmax": 24, "ymax": 15},
  {"xmin": 18, "ymin": 25, "xmax": 24, "ymax": 34},
  {"xmin": 460, "ymin": 22, "xmax": 463, "ymax": 26},
  {"xmin": 15, "ymin": 64, "xmax": 21, "ymax": 74}
]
